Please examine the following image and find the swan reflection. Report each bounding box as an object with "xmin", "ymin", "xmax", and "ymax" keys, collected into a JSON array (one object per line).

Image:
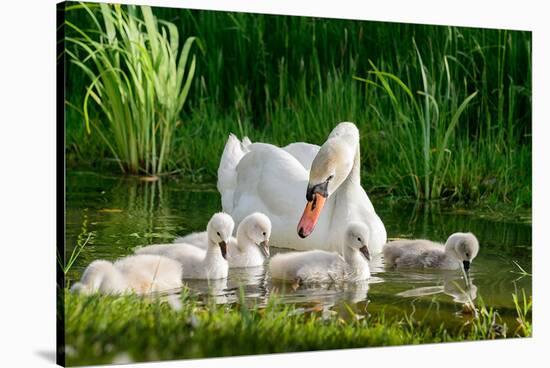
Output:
[{"xmin": 396, "ymin": 277, "xmax": 477, "ymax": 304}]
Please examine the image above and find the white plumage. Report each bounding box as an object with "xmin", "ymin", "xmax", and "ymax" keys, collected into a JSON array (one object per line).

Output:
[
  {"xmin": 175, "ymin": 212, "xmax": 272, "ymax": 268},
  {"xmin": 269, "ymin": 222, "xmax": 371, "ymax": 283},
  {"xmin": 136, "ymin": 212, "xmax": 234, "ymax": 279},
  {"xmin": 216, "ymin": 122, "xmax": 387, "ymax": 255},
  {"xmin": 70, "ymin": 254, "xmax": 182, "ymax": 295},
  {"xmin": 173, "ymin": 231, "xmax": 207, "ymax": 247},
  {"xmin": 383, "ymin": 232, "xmax": 480, "ymax": 271},
  {"xmin": 282, "ymin": 142, "xmax": 320, "ymax": 170}
]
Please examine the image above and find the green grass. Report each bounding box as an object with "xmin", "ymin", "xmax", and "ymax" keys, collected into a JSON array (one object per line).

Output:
[
  {"xmin": 57, "ymin": 232, "xmax": 93, "ymax": 276},
  {"xmin": 64, "ymin": 288, "xmax": 531, "ymax": 366},
  {"xmin": 63, "ymin": 3, "xmax": 531, "ymax": 208}
]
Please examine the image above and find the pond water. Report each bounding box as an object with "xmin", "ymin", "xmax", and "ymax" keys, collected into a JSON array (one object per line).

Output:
[{"xmin": 65, "ymin": 171, "xmax": 532, "ymax": 330}]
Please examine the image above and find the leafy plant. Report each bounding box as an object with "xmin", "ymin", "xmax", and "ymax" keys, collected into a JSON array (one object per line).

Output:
[
  {"xmin": 65, "ymin": 2, "xmax": 199, "ymax": 175},
  {"xmin": 354, "ymin": 39, "xmax": 477, "ymax": 200},
  {"xmin": 512, "ymin": 289, "xmax": 532, "ymax": 336},
  {"xmin": 64, "ymin": 10, "xmax": 531, "ymax": 207}
]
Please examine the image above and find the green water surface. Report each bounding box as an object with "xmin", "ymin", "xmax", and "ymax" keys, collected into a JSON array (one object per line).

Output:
[{"xmin": 65, "ymin": 171, "xmax": 532, "ymax": 329}]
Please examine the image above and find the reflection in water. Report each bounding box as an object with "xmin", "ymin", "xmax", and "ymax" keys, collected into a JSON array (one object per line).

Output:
[
  {"xmin": 66, "ymin": 171, "xmax": 532, "ymax": 327},
  {"xmin": 397, "ymin": 278, "xmax": 478, "ymax": 304},
  {"xmin": 185, "ymin": 278, "xmax": 230, "ymax": 304},
  {"xmin": 270, "ymin": 278, "xmax": 370, "ymax": 306}
]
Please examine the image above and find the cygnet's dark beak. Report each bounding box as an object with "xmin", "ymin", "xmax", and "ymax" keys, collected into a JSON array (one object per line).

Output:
[
  {"xmin": 218, "ymin": 241, "xmax": 227, "ymax": 260},
  {"xmin": 258, "ymin": 240, "xmax": 270, "ymax": 258},
  {"xmin": 359, "ymin": 245, "xmax": 370, "ymax": 261},
  {"xmin": 463, "ymin": 260, "xmax": 471, "ymax": 272}
]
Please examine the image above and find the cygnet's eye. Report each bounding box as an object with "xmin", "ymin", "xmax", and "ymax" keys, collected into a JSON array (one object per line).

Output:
[
  {"xmin": 327, "ymin": 174, "xmax": 334, "ymax": 181},
  {"xmin": 357, "ymin": 237, "xmax": 361, "ymax": 242},
  {"xmin": 262, "ymin": 231, "xmax": 266, "ymax": 236},
  {"xmin": 465, "ymin": 252, "xmax": 470, "ymax": 257},
  {"xmin": 216, "ymin": 231, "xmax": 220, "ymax": 236}
]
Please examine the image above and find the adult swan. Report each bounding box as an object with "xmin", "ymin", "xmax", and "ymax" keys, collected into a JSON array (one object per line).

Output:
[{"xmin": 217, "ymin": 122, "xmax": 387, "ymax": 255}]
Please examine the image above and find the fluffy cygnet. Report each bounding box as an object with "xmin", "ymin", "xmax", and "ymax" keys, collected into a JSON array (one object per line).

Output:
[
  {"xmin": 227, "ymin": 212, "xmax": 271, "ymax": 267},
  {"xmin": 174, "ymin": 212, "xmax": 271, "ymax": 268},
  {"xmin": 70, "ymin": 254, "xmax": 183, "ymax": 295},
  {"xmin": 383, "ymin": 232, "xmax": 479, "ymax": 271},
  {"xmin": 269, "ymin": 222, "xmax": 371, "ymax": 283},
  {"xmin": 136, "ymin": 212, "xmax": 234, "ymax": 279}
]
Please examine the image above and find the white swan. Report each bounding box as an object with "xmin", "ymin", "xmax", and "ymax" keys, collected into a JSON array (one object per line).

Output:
[
  {"xmin": 135, "ymin": 213, "xmax": 234, "ymax": 279},
  {"xmin": 70, "ymin": 254, "xmax": 182, "ymax": 295},
  {"xmin": 383, "ymin": 232, "xmax": 479, "ymax": 271},
  {"xmin": 282, "ymin": 142, "xmax": 320, "ymax": 170},
  {"xmin": 268, "ymin": 222, "xmax": 371, "ymax": 283},
  {"xmin": 175, "ymin": 212, "xmax": 271, "ymax": 268},
  {"xmin": 217, "ymin": 122, "xmax": 386, "ymax": 255}
]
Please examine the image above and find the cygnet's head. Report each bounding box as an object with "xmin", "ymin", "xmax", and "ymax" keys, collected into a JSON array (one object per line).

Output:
[
  {"xmin": 345, "ymin": 222, "xmax": 371, "ymax": 261},
  {"xmin": 240, "ymin": 212, "xmax": 271, "ymax": 258},
  {"xmin": 206, "ymin": 212, "xmax": 235, "ymax": 259},
  {"xmin": 445, "ymin": 232, "xmax": 479, "ymax": 271}
]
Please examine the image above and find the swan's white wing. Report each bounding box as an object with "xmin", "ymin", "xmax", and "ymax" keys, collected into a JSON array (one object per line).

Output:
[
  {"xmin": 173, "ymin": 232, "xmax": 208, "ymax": 248},
  {"xmin": 282, "ymin": 142, "xmax": 320, "ymax": 170},
  {"xmin": 217, "ymin": 134, "xmax": 250, "ymax": 213},
  {"xmin": 231, "ymin": 143, "xmax": 308, "ymax": 224}
]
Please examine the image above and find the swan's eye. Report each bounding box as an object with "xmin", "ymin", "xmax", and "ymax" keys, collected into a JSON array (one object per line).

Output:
[
  {"xmin": 327, "ymin": 175, "xmax": 334, "ymax": 181},
  {"xmin": 216, "ymin": 231, "xmax": 220, "ymax": 236},
  {"xmin": 466, "ymin": 252, "xmax": 470, "ymax": 257},
  {"xmin": 357, "ymin": 237, "xmax": 361, "ymax": 242},
  {"xmin": 262, "ymin": 232, "xmax": 266, "ymax": 236}
]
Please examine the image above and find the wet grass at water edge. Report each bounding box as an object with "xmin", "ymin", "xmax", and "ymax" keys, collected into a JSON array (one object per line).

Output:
[{"xmin": 63, "ymin": 288, "xmax": 531, "ymax": 366}]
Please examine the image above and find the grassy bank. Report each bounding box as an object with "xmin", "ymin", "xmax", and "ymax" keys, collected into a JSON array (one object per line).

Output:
[
  {"xmin": 63, "ymin": 3, "xmax": 531, "ymax": 208},
  {"xmin": 63, "ymin": 288, "xmax": 531, "ymax": 366}
]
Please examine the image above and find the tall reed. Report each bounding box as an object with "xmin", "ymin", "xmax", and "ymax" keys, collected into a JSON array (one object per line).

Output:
[
  {"xmin": 65, "ymin": 2, "xmax": 198, "ymax": 175},
  {"xmin": 65, "ymin": 6, "xmax": 531, "ymax": 206},
  {"xmin": 355, "ymin": 40, "xmax": 478, "ymax": 200}
]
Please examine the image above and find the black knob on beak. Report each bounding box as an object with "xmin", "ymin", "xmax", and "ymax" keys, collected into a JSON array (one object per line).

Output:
[{"xmin": 463, "ymin": 260, "xmax": 470, "ymax": 272}]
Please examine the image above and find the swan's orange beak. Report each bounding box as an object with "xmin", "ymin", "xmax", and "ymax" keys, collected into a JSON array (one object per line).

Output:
[{"xmin": 297, "ymin": 193, "xmax": 326, "ymax": 238}]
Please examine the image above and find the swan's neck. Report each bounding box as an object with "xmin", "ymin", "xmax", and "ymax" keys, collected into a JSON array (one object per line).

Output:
[
  {"xmin": 206, "ymin": 241, "xmax": 226, "ymax": 264},
  {"xmin": 343, "ymin": 247, "xmax": 366, "ymax": 268},
  {"xmin": 236, "ymin": 227, "xmax": 249, "ymax": 253},
  {"xmin": 329, "ymin": 144, "xmax": 361, "ymax": 246},
  {"xmin": 343, "ymin": 246, "xmax": 369, "ymax": 280},
  {"xmin": 444, "ymin": 241, "xmax": 458, "ymax": 259},
  {"xmin": 335, "ymin": 141, "xmax": 361, "ymax": 196},
  {"xmin": 349, "ymin": 142, "xmax": 361, "ymax": 184},
  {"xmin": 236, "ymin": 230, "xmax": 263, "ymax": 261}
]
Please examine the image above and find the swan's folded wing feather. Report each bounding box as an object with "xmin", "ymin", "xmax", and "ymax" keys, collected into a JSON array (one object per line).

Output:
[
  {"xmin": 218, "ymin": 134, "xmax": 250, "ymax": 213},
  {"xmin": 233, "ymin": 143, "xmax": 308, "ymax": 220},
  {"xmin": 282, "ymin": 142, "xmax": 320, "ymax": 170},
  {"xmin": 173, "ymin": 232, "xmax": 208, "ymax": 248}
]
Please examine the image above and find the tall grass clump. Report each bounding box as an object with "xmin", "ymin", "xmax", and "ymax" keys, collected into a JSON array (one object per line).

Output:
[
  {"xmin": 354, "ymin": 41, "xmax": 478, "ymax": 200},
  {"xmin": 65, "ymin": 2, "xmax": 199, "ymax": 175},
  {"xmin": 65, "ymin": 7, "xmax": 531, "ymax": 207},
  {"xmin": 354, "ymin": 28, "xmax": 531, "ymax": 203}
]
